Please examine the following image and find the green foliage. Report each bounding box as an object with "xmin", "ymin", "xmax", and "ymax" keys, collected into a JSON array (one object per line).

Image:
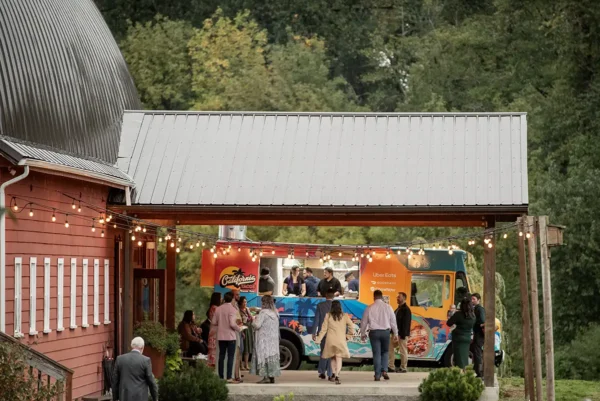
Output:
[
  {"xmin": 0, "ymin": 341, "xmax": 62, "ymax": 401},
  {"xmin": 500, "ymin": 377, "xmax": 600, "ymax": 401},
  {"xmin": 166, "ymin": 352, "xmax": 184, "ymax": 373},
  {"xmin": 418, "ymin": 367, "xmax": 484, "ymax": 401},
  {"xmin": 133, "ymin": 319, "xmax": 180, "ymax": 356},
  {"xmin": 556, "ymin": 324, "xmax": 600, "ymax": 381},
  {"xmin": 120, "ymin": 16, "xmax": 194, "ymax": 109},
  {"xmin": 273, "ymin": 393, "xmax": 294, "ymax": 401},
  {"xmin": 158, "ymin": 363, "xmax": 228, "ymax": 401}
]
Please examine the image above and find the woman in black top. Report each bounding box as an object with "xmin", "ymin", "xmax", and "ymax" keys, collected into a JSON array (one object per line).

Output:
[
  {"xmin": 447, "ymin": 297, "xmax": 476, "ymax": 370},
  {"xmin": 283, "ymin": 266, "xmax": 306, "ymax": 296}
]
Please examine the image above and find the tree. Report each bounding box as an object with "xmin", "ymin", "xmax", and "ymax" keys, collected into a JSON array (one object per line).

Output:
[{"xmin": 120, "ymin": 16, "xmax": 194, "ymax": 110}]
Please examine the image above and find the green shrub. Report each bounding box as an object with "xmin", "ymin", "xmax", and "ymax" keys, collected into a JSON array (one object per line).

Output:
[
  {"xmin": 273, "ymin": 393, "xmax": 294, "ymax": 401},
  {"xmin": 418, "ymin": 367, "xmax": 484, "ymax": 401},
  {"xmin": 133, "ymin": 319, "xmax": 180, "ymax": 356},
  {"xmin": 556, "ymin": 324, "xmax": 600, "ymax": 381},
  {"xmin": 159, "ymin": 363, "xmax": 228, "ymax": 401}
]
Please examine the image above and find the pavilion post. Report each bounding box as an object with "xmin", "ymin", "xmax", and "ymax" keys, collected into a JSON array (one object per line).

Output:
[
  {"xmin": 483, "ymin": 217, "xmax": 496, "ymax": 387},
  {"xmin": 527, "ymin": 216, "xmax": 543, "ymax": 401},
  {"xmin": 518, "ymin": 216, "xmax": 535, "ymax": 400},
  {"xmin": 123, "ymin": 226, "xmax": 133, "ymax": 352},
  {"xmin": 538, "ymin": 216, "xmax": 555, "ymax": 401},
  {"xmin": 166, "ymin": 223, "xmax": 177, "ymax": 330}
]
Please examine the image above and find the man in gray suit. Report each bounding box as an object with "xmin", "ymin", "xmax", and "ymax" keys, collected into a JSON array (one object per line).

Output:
[
  {"xmin": 312, "ymin": 288, "xmax": 335, "ymax": 380},
  {"xmin": 112, "ymin": 337, "xmax": 158, "ymax": 401}
]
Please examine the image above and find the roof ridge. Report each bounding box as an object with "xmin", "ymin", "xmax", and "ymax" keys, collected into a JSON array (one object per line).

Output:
[{"xmin": 123, "ymin": 110, "xmax": 528, "ymax": 117}]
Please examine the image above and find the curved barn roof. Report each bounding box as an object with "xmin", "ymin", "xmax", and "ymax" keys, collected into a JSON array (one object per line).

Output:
[{"xmin": 0, "ymin": 0, "xmax": 141, "ymax": 164}]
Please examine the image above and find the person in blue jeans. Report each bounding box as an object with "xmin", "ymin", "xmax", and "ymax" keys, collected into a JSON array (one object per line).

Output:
[
  {"xmin": 360, "ymin": 290, "xmax": 399, "ymax": 381},
  {"xmin": 312, "ymin": 288, "xmax": 335, "ymax": 379}
]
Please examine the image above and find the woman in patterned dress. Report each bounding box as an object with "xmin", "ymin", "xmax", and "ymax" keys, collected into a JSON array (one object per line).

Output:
[
  {"xmin": 251, "ymin": 295, "xmax": 281, "ymax": 383},
  {"xmin": 206, "ymin": 292, "xmax": 222, "ymax": 367}
]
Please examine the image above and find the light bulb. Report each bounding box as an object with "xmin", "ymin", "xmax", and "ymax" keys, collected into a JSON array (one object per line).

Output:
[
  {"xmin": 29, "ymin": 208, "xmax": 33, "ymax": 217},
  {"xmin": 503, "ymin": 233, "xmax": 508, "ymax": 239},
  {"xmin": 397, "ymin": 250, "xmax": 402, "ymax": 255},
  {"xmin": 99, "ymin": 218, "xmax": 105, "ymax": 224},
  {"xmin": 449, "ymin": 249, "xmax": 454, "ymax": 255},
  {"xmin": 338, "ymin": 252, "xmax": 342, "ymax": 257},
  {"xmin": 202, "ymin": 242, "xmax": 206, "ymax": 247},
  {"xmin": 271, "ymin": 250, "xmax": 275, "ymax": 255},
  {"xmin": 159, "ymin": 238, "xmax": 162, "ymax": 242},
  {"xmin": 108, "ymin": 215, "xmax": 113, "ymax": 220},
  {"xmin": 71, "ymin": 200, "xmax": 76, "ymax": 209},
  {"xmin": 519, "ymin": 232, "xmax": 523, "ymax": 237},
  {"xmin": 13, "ymin": 204, "xmax": 18, "ymax": 211},
  {"xmin": 488, "ymin": 242, "xmax": 493, "ymax": 248},
  {"xmin": 408, "ymin": 254, "xmax": 412, "ymax": 260},
  {"xmin": 190, "ymin": 244, "xmax": 194, "ymax": 250},
  {"xmin": 259, "ymin": 250, "xmax": 264, "ymax": 257},
  {"xmin": 228, "ymin": 245, "xmax": 232, "ymax": 250},
  {"xmin": 77, "ymin": 201, "xmax": 81, "ymax": 213},
  {"xmin": 526, "ymin": 232, "xmax": 532, "ymax": 239},
  {"xmin": 65, "ymin": 216, "xmax": 69, "ymax": 228},
  {"xmin": 176, "ymin": 247, "xmax": 180, "ymax": 253},
  {"xmin": 142, "ymin": 227, "xmax": 147, "ymax": 233},
  {"xmin": 138, "ymin": 240, "xmax": 142, "ymax": 246},
  {"xmin": 213, "ymin": 253, "xmax": 218, "ymax": 258},
  {"xmin": 101, "ymin": 230, "xmax": 105, "ymax": 237},
  {"xmin": 113, "ymin": 223, "xmax": 117, "ymax": 229},
  {"xmin": 131, "ymin": 235, "xmax": 135, "ymax": 241},
  {"xmin": 306, "ymin": 251, "xmax": 309, "ymax": 257},
  {"xmin": 136, "ymin": 225, "xmax": 141, "ymax": 232},
  {"xmin": 92, "ymin": 225, "xmax": 96, "ymax": 232},
  {"xmin": 51, "ymin": 213, "xmax": 56, "ymax": 222},
  {"xmin": 238, "ymin": 247, "xmax": 242, "ymax": 252},
  {"xmin": 170, "ymin": 242, "xmax": 175, "ymax": 248}
]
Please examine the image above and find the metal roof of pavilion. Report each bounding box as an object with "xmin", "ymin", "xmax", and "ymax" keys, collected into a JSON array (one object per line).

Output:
[
  {"xmin": 117, "ymin": 111, "xmax": 528, "ymax": 209},
  {"xmin": 0, "ymin": 136, "xmax": 133, "ymax": 186}
]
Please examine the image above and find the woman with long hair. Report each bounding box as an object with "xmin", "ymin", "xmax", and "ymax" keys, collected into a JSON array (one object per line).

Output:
[
  {"xmin": 238, "ymin": 296, "xmax": 254, "ymax": 370},
  {"xmin": 177, "ymin": 310, "xmax": 206, "ymax": 357},
  {"xmin": 251, "ymin": 295, "xmax": 281, "ymax": 383},
  {"xmin": 206, "ymin": 292, "xmax": 222, "ymax": 367},
  {"xmin": 315, "ymin": 300, "xmax": 354, "ymax": 384},
  {"xmin": 282, "ymin": 266, "xmax": 306, "ymax": 296},
  {"xmin": 446, "ymin": 296, "xmax": 476, "ymax": 371}
]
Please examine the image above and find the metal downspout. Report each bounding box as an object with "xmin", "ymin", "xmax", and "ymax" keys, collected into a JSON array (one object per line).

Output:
[{"xmin": 0, "ymin": 166, "xmax": 29, "ymax": 332}]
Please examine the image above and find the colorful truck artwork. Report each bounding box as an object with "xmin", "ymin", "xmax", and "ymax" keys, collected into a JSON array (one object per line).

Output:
[{"xmin": 201, "ymin": 242, "xmax": 502, "ymax": 369}]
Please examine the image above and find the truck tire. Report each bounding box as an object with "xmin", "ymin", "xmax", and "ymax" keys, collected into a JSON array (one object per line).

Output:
[{"xmin": 279, "ymin": 339, "xmax": 301, "ymax": 370}]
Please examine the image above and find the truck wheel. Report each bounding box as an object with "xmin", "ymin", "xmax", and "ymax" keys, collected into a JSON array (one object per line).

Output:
[{"xmin": 279, "ymin": 339, "xmax": 300, "ymax": 370}]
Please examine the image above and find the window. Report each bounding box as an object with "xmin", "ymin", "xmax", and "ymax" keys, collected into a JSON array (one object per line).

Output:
[
  {"xmin": 454, "ymin": 272, "xmax": 469, "ymax": 306},
  {"xmin": 57, "ymin": 258, "xmax": 64, "ymax": 331},
  {"xmin": 29, "ymin": 257, "xmax": 38, "ymax": 336},
  {"xmin": 70, "ymin": 258, "xmax": 77, "ymax": 329},
  {"xmin": 14, "ymin": 257, "xmax": 23, "ymax": 337},
  {"xmin": 82, "ymin": 259, "xmax": 89, "ymax": 327},
  {"xmin": 43, "ymin": 258, "xmax": 51, "ymax": 334},
  {"xmin": 410, "ymin": 274, "xmax": 445, "ymax": 308}
]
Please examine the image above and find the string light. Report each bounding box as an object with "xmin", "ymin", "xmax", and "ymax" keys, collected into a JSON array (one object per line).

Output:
[
  {"xmin": 159, "ymin": 237, "xmax": 162, "ymax": 242},
  {"xmin": 271, "ymin": 250, "xmax": 276, "ymax": 255},
  {"xmin": 77, "ymin": 201, "xmax": 81, "ymax": 213},
  {"xmin": 142, "ymin": 227, "xmax": 147, "ymax": 233},
  {"xmin": 176, "ymin": 247, "xmax": 180, "ymax": 253},
  {"xmin": 137, "ymin": 240, "xmax": 142, "ymax": 246},
  {"xmin": 259, "ymin": 250, "xmax": 264, "ymax": 257},
  {"xmin": 190, "ymin": 244, "xmax": 194, "ymax": 250},
  {"xmin": 519, "ymin": 232, "xmax": 523, "ymax": 237},
  {"xmin": 170, "ymin": 242, "xmax": 175, "ymax": 248},
  {"xmin": 113, "ymin": 223, "xmax": 117, "ymax": 229},
  {"xmin": 178, "ymin": 237, "xmax": 182, "ymax": 242},
  {"xmin": 51, "ymin": 210, "xmax": 56, "ymax": 222},
  {"xmin": 202, "ymin": 242, "xmax": 206, "ymax": 247},
  {"xmin": 488, "ymin": 242, "xmax": 494, "ymax": 248},
  {"xmin": 526, "ymin": 232, "xmax": 532, "ymax": 239},
  {"xmin": 338, "ymin": 252, "xmax": 343, "ymax": 257},
  {"xmin": 397, "ymin": 249, "xmax": 402, "ymax": 255},
  {"xmin": 64, "ymin": 215, "xmax": 69, "ymax": 228},
  {"xmin": 131, "ymin": 234, "xmax": 136, "ymax": 241},
  {"xmin": 99, "ymin": 217, "xmax": 105, "ymax": 224},
  {"xmin": 12, "ymin": 198, "xmax": 18, "ymax": 211},
  {"xmin": 101, "ymin": 230, "xmax": 105, "ymax": 238},
  {"xmin": 503, "ymin": 233, "xmax": 508, "ymax": 239},
  {"xmin": 386, "ymin": 251, "xmax": 391, "ymax": 259},
  {"xmin": 71, "ymin": 200, "xmax": 76, "ymax": 210},
  {"xmin": 29, "ymin": 207, "xmax": 33, "ymax": 217},
  {"xmin": 91, "ymin": 223, "xmax": 96, "ymax": 232},
  {"xmin": 238, "ymin": 247, "xmax": 242, "ymax": 252}
]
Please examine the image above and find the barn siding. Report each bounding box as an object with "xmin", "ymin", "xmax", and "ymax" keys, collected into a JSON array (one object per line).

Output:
[{"xmin": 2, "ymin": 162, "xmax": 121, "ymax": 400}]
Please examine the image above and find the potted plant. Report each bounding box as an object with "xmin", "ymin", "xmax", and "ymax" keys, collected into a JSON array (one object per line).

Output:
[{"xmin": 133, "ymin": 319, "xmax": 180, "ymax": 379}]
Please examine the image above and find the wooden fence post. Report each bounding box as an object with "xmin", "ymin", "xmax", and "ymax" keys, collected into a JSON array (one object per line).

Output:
[
  {"xmin": 538, "ymin": 216, "xmax": 555, "ymax": 401},
  {"xmin": 518, "ymin": 216, "xmax": 535, "ymax": 400},
  {"xmin": 527, "ymin": 216, "xmax": 543, "ymax": 401}
]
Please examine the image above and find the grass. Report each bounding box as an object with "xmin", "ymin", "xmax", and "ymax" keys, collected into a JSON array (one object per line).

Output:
[{"xmin": 500, "ymin": 377, "xmax": 600, "ymax": 401}]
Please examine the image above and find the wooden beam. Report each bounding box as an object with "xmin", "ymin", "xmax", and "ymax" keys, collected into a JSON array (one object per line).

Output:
[
  {"xmin": 166, "ymin": 230, "xmax": 177, "ymax": 330},
  {"xmin": 123, "ymin": 228, "xmax": 132, "ymax": 353},
  {"xmin": 518, "ymin": 217, "xmax": 535, "ymax": 400},
  {"xmin": 538, "ymin": 216, "xmax": 555, "ymax": 401},
  {"xmin": 483, "ymin": 217, "xmax": 496, "ymax": 387},
  {"xmin": 527, "ymin": 216, "xmax": 543, "ymax": 401}
]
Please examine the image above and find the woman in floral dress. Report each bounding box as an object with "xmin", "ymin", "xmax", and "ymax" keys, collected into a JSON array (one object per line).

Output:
[
  {"xmin": 251, "ymin": 295, "xmax": 281, "ymax": 383},
  {"xmin": 206, "ymin": 292, "xmax": 222, "ymax": 367}
]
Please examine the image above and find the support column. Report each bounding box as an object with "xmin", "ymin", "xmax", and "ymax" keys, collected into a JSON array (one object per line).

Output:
[
  {"xmin": 166, "ymin": 228, "xmax": 177, "ymax": 331},
  {"xmin": 539, "ymin": 216, "xmax": 555, "ymax": 401},
  {"xmin": 123, "ymin": 229, "xmax": 132, "ymax": 352},
  {"xmin": 483, "ymin": 217, "xmax": 496, "ymax": 387},
  {"xmin": 527, "ymin": 216, "xmax": 543, "ymax": 401},
  {"xmin": 518, "ymin": 217, "xmax": 535, "ymax": 400}
]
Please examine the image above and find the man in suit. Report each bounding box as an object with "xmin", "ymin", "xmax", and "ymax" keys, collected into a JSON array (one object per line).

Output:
[
  {"xmin": 389, "ymin": 292, "xmax": 412, "ymax": 373},
  {"xmin": 312, "ymin": 288, "xmax": 335, "ymax": 379},
  {"xmin": 471, "ymin": 293, "xmax": 486, "ymax": 378},
  {"xmin": 112, "ymin": 337, "xmax": 158, "ymax": 401}
]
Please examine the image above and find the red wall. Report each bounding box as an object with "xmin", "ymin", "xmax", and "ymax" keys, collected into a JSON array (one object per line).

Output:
[{"xmin": 2, "ymin": 161, "xmax": 121, "ymax": 400}]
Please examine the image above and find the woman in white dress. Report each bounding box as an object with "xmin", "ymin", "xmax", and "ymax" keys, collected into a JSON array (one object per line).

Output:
[{"xmin": 251, "ymin": 295, "xmax": 281, "ymax": 383}]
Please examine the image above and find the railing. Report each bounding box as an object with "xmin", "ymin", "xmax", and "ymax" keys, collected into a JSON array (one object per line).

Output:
[{"xmin": 0, "ymin": 331, "xmax": 74, "ymax": 400}]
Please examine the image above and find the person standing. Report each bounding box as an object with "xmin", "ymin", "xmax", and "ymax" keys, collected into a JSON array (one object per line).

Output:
[
  {"xmin": 314, "ymin": 300, "xmax": 355, "ymax": 385},
  {"xmin": 317, "ymin": 267, "xmax": 343, "ymax": 297},
  {"xmin": 251, "ymin": 295, "xmax": 281, "ymax": 383},
  {"xmin": 303, "ymin": 267, "xmax": 319, "ymax": 297},
  {"xmin": 389, "ymin": 292, "xmax": 411, "ymax": 373},
  {"xmin": 206, "ymin": 292, "xmax": 222, "ymax": 367},
  {"xmin": 344, "ymin": 272, "xmax": 359, "ymax": 292},
  {"xmin": 213, "ymin": 291, "xmax": 242, "ymax": 382},
  {"xmin": 471, "ymin": 293, "xmax": 486, "ymax": 378},
  {"xmin": 312, "ymin": 288, "xmax": 334, "ymax": 380},
  {"xmin": 112, "ymin": 337, "xmax": 158, "ymax": 401},
  {"xmin": 259, "ymin": 268, "xmax": 275, "ymax": 295},
  {"xmin": 360, "ymin": 290, "xmax": 399, "ymax": 381},
  {"xmin": 447, "ymin": 297, "xmax": 476, "ymax": 371},
  {"xmin": 283, "ymin": 266, "xmax": 306, "ymax": 296},
  {"xmin": 239, "ymin": 296, "xmax": 254, "ymax": 371}
]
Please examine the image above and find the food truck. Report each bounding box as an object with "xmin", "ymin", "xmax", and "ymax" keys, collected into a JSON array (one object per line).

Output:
[{"xmin": 201, "ymin": 242, "xmax": 501, "ymax": 369}]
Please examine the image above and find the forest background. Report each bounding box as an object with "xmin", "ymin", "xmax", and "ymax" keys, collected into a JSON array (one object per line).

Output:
[{"xmin": 94, "ymin": 0, "xmax": 600, "ymax": 381}]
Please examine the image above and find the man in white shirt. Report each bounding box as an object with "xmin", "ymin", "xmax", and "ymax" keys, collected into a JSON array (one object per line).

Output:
[{"xmin": 360, "ymin": 290, "xmax": 399, "ymax": 381}]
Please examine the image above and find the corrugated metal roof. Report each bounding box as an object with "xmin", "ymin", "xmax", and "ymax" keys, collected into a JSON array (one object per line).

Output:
[
  {"xmin": 0, "ymin": 136, "xmax": 133, "ymax": 184},
  {"xmin": 118, "ymin": 111, "xmax": 528, "ymax": 207},
  {"xmin": 0, "ymin": 0, "xmax": 141, "ymax": 164}
]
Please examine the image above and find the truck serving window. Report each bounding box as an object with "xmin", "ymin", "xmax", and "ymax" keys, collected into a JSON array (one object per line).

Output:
[{"xmin": 410, "ymin": 274, "xmax": 445, "ymax": 308}]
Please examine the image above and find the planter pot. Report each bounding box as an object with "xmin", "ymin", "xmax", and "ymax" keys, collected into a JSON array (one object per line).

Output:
[{"xmin": 143, "ymin": 345, "xmax": 166, "ymax": 379}]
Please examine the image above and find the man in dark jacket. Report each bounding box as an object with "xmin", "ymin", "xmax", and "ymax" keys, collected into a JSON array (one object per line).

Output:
[
  {"xmin": 112, "ymin": 337, "xmax": 158, "ymax": 401},
  {"xmin": 312, "ymin": 288, "xmax": 335, "ymax": 379},
  {"xmin": 471, "ymin": 293, "xmax": 486, "ymax": 378},
  {"xmin": 390, "ymin": 292, "xmax": 412, "ymax": 373}
]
